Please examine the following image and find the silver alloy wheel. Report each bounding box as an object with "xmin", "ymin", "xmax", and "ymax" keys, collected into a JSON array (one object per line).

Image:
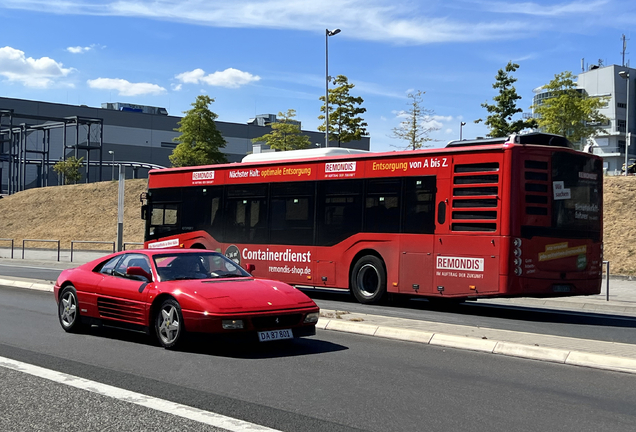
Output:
[
  {"xmin": 356, "ymin": 263, "xmax": 380, "ymax": 298},
  {"xmin": 157, "ymin": 304, "xmax": 180, "ymax": 345},
  {"xmin": 60, "ymin": 290, "xmax": 78, "ymax": 328}
]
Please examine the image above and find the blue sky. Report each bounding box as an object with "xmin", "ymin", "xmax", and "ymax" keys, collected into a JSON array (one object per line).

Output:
[{"xmin": 0, "ymin": 0, "xmax": 633, "ymax": 152}]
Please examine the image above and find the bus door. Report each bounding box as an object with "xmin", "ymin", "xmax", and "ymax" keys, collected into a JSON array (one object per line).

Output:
[{"xmin": 398, "ymin": 176, "xmax": 437, "ymax": 294}]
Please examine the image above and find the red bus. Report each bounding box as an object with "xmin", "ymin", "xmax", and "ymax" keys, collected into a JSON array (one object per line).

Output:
[{"xmin": 142, "ymin": 133, "xmax": 603, "ymax": 304}]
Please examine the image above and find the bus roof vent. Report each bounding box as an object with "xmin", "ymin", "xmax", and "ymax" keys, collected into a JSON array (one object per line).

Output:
[
  {"xmin": 446, "ymin": 133, "xmax": 573, "ymax": 149},
  {"xmin": 242, "ymin": 148, "xmax": 370, "ymax": 163}
]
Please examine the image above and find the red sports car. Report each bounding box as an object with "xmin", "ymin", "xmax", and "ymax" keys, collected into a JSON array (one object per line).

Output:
[{"xmin": 54, "ymin": 249, "xmax": 320, "ymax": 349}]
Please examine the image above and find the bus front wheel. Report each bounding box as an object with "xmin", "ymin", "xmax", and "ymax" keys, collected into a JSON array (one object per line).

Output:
[{"xmin": 350, "ymin": 255, "xmax": 387, "ymax": 304}]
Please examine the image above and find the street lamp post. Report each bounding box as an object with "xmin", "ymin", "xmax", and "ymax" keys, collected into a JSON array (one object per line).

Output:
[
  {"xmin": 460, "ymin": 122, "xmax": 466, "ymax": 140},
  {"xmin": 108, "ymin": 150, "xmax": 115, "ymax": 180},
  {"xmin": 325, "ymin": 28, "xmax": 341, "ymax": 148},
  {"xmin": 619, "ymin": 70, "xmax": 630, "ymax": 175}
]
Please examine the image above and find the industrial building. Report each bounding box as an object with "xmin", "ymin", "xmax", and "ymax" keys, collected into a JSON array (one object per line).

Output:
[{"xmin": 0, "ymin": 97, "xmax": 370, "ymax": 194}]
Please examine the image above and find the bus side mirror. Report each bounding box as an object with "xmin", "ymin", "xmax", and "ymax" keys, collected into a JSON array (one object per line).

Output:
[
  {"xmin": 244, "ymin": 263, "xmax": 255, "ymax": 274},
  {"xmin": 141, "ymin": 205, "xmax": 148, "ymax": 220}
]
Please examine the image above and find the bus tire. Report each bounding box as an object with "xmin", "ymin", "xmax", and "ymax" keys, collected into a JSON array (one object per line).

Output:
[{"xmin": 350, "ymin": 255, "xmax": 387, "ymax": 304}]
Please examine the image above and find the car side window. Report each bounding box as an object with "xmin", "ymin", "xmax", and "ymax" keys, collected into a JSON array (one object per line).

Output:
[
  {"xmin": 112, "ymin": 254, "xmax": 152, "ymax": 280},
  {"xmin": 98, "ymin": 256, "xmax": 124, "ymax": 276}
]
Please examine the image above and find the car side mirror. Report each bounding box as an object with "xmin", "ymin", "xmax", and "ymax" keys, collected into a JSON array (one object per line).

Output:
[
  {"xmin": 244, "ymin": 263, "xmax": 255, "ymax": 274},
  {"xmin": 126, "ymin": 266, "xmax": 152, "ymax": 282}
]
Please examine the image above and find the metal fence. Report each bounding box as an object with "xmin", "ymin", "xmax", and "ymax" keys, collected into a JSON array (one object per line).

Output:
[
  {"xmin": 70, "ymin": 241, "xmax": 116, "ymax": 262},
  {"xmin": 22, "ymin": 239, "xmax": 60, "ymax": 261},
  {"xmin": 0, "ymin": 239, "xmax": 14, "ymax": 259}
]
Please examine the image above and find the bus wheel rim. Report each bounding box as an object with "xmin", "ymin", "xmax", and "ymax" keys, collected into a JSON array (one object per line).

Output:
[{"xmin": 356, "ymin": 263, "xmax": 380, "ymax": 298}]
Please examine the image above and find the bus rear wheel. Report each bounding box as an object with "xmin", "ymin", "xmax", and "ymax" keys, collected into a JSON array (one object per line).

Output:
[{"xmin": 350, "ymin": 255, "xmax": 387, "ymax": 304}]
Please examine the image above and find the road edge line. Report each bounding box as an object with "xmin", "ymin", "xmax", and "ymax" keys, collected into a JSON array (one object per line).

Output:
[{"xmin": 0, "ymin": 355, "xmax": 282, "ymax": 432}]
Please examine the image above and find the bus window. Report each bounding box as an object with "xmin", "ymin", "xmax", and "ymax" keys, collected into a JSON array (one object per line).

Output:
[
  {"xmin": 224, "ymin": 184, "xmax": 268, "ymax": 244},
  {"xmin": 270, "ymin": 182, "xmax": 315, "ymax": 245},
  {"xmin": 148, "ymin": 203, "xmax": 179, "ymax": 238},
  {"xmin": 317, "ymin": 179, "xmax": 363, "ymax": 246},
  {"xmin": 364, "ymin": 178, "xmax": 401, "ymax": 233},
  {"xmin": 403, "ymin": 177, "xmax": 436, "ymax": 234}
]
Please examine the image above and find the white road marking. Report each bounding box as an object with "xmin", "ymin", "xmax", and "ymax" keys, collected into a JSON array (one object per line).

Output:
[{"xmin": 0, "ymin": 355, "xmax": 281, "ymax": 432}]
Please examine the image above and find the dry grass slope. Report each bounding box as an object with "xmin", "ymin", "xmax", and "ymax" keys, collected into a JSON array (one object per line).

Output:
[
  {"xmin": 0, "ymin": 176, "xmax": 635, "ymax": 274},
  {"xmin": 0, "ymin": 179, "xmax": 147, "ymax": 252}
]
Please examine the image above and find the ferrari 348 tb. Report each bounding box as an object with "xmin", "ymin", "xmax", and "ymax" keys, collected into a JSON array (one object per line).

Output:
[{"xmin": 54, "ymin": 249, "xmax": 320, "ymax": 349}]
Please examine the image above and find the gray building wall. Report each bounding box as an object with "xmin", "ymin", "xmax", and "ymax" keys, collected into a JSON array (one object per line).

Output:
[{"xmin": 0, "ymin": 97, "xmax": 370, "ymax": 193}]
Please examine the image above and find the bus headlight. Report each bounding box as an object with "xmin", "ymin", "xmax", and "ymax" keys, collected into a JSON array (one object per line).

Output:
[{"xmin": 303, "ymin": 312, "xmax": 320, "ymax": 324}]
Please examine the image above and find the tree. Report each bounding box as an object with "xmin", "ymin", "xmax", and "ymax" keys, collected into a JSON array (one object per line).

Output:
[
  {"xmin": 318, "ymin": 75, "xmax": 368, "ymax": 146},
  {"xmin": 391, "ymin": 90, "xmax": 438, "ymax": 150},
  {"xmin": 251, "ymin": 109, "xmax": 311, "ymax": 151},
  {"xmin": 531, "ymin": 71, "xmax": 609, "ymax": 147},
  {"xmin": 476, "ymin": 62, "xmax": 536, "ymax": 137},
  {"xmin": 170, "ymin": 95, "xmax": 227, "ymax": 167},
  {"xmin": 53, "ymin": 156, "xmax": 83, "ymax": 185}
]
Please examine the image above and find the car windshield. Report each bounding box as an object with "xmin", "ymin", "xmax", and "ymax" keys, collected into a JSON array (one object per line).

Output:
[{"xmin": 153, "ymin": 252, "xmax": 250, "ymax": 282}]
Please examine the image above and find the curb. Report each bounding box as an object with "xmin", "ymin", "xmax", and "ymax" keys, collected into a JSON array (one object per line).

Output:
[
  {"xmin": 317, "ymin": 317, "xmax": 636, "ymax": 375},
  {"xmin": 0, "ymin": 278, "xmax": 54, "ymax": 292}
]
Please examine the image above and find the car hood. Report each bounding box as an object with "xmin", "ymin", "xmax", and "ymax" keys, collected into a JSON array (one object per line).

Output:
[{"xmin": 163, "ymin": 277, "xmax": 316, "ymax": 313}]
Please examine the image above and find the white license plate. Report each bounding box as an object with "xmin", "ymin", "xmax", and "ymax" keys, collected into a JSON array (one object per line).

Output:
[{"xmin": 258, "ymin": 329, "xmax": 293, "ymax": 342}]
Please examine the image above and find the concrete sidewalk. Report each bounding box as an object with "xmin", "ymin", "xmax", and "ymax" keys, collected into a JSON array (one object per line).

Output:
[{"xmin": 2, "ymin": 251, "xmax": 636, "ymax": 375}]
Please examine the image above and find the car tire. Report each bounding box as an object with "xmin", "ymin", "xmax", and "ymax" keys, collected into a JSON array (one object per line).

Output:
[
  {"xmin": 155, "ymin": 298, "xmax": 184, "ymax": 349},
  {"xmin": 58, "ymin": 285, "xmax": 84, "ymax": 333},
  {"xmin": 350, "ymin": 255, "xmax": 387, "ymax": 304}
]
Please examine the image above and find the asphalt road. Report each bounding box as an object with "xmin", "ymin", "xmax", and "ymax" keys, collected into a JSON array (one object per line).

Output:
[
  {"xmin": 2, "ymin": 262, "xmax": 636, "ymax": 345},
  {"xmin": 1, "ymin": 285, "xmax": 636, "ymax": 431}
]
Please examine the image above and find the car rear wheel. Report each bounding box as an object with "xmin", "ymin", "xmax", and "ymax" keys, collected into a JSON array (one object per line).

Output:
[
  {"xmin": 155, "ymin": 299, "xmax": 184, "ymax": 349},
  {"xmin": 58, "ymin": 285, "xmax": 83, "ymax": 333},
  {"xmin": 350, "ymin": 255, "xmax": 387, "ymax": 304}
]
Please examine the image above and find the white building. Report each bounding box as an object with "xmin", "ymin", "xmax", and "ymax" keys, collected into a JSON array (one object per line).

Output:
[{"xmin": 533, "ymin": 64, "xmax": 635, "ymax": 174}]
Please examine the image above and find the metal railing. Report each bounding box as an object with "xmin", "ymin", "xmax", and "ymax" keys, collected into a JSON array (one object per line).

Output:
[
  {"xmin": 0, "ymin": 238, "xmax": 14, "ymax": 259},
  {"xmin": 22, "ymin": 239, "xmax": 60, "ymax": 261},
  {"xmin": 123, "ymin": 242, "xmax": 144, "ymax": 251},
  {"xmin": 603, "ymin": 260, "xmax": 610, "ymax": 301},
  {"xmin": 70, "ymin": 240, "xmax": 115, "ymax": 262}
]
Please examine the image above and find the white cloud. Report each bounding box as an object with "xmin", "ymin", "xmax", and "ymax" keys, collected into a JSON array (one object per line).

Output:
[
  {"xmin": 67, "ymin": 46, "xmax": 91, "ymax": 54},
  {"xmin": 431, "ymin": 115, "xmax": 454, "ymax": 122},
  {"xmin": 0, "ymin": 46, "xmax": 73, "ymax": 87},
  {"xmin": 0, "ymin": 0, "xmax": 534, "ymax": 45},
  {"xmin": 171, "ymin": 83, "xmax": 182, "ymax": 91},
  {"xmin": 66, "ymin": 44, "xmax": 105, "ymax": 54},
  {"xmin": 87, "ymin": 78, "xmax": 166, "ymax": 96},
  {"xmin": 175, "ymin": 68, "xmax": 260, "ymax": 88},
  {"xmin": 479, "ymin": 0, "xmax": 609, "ymax": 16}
]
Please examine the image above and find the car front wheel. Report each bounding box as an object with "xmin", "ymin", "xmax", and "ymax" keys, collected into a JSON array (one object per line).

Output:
[
  {"xmin": 155, "ymin": 298, "xmax": 184, "ymax": 349},
  {"xmin": 58, "ymin": 285, "xmax": 83, "ymax": 333}
]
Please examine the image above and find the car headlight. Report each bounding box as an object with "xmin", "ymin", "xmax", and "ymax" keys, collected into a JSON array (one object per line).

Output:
[
  {"xmin": 303, "ymin": 312, "xmax": 320, "ymax": 324},
  {"xmin": 222, "ymin": 319, "xmax": 244, "ymax": 330}
]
